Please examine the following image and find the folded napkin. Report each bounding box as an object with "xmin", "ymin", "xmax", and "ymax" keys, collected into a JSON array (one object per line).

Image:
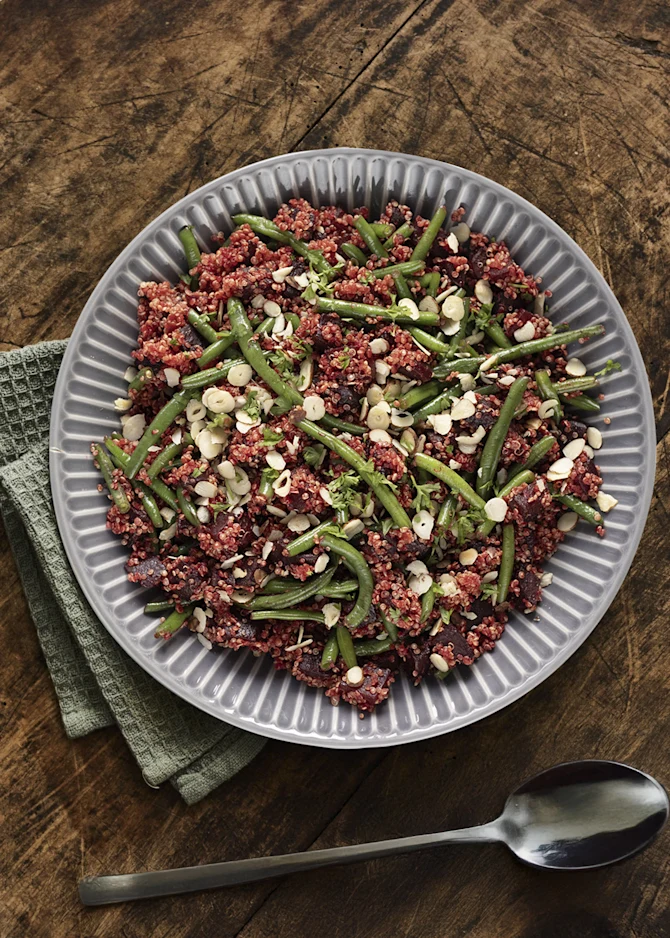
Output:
[{"xmin": 0, "ymin": 342, "xmax": 265, "ymax": 803}]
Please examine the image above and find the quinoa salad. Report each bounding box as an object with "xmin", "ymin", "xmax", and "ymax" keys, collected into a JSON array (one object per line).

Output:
[{"xmin": 92, "ymin": 198, "xmax": 621, "ymax": 714}]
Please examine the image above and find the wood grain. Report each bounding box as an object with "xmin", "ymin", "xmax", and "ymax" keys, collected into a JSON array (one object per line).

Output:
[{"xmin": 0, "ymin": 0, "xmax": 669, "ymax": 936}]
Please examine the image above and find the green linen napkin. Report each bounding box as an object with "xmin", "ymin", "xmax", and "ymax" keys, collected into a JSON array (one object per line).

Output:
[{"xmin": 0, "ymin": 342, "xmax": 265, "ymax": 803}]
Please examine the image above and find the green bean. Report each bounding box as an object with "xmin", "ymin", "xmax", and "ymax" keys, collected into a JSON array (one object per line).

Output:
[
  {"xmin": 231, "ymin": 213, "xmax": 335, "ymax": 279},
  {"xmin": 125, "ymin": 389, "xmax": 195, "ymax": 478},
  {"xmin": 476, "ymin": 377, "xmax": 529, "ymax": 497},
  {"xmin": 260, "ymin": 577, "xmax": 301, "ymax": 594},
  {"xmin": 254, "ymin": 317, "xmax": 274, "ymax": 336},
  {"xmin": 370, "ymin": 222, "xmax": 395, "ymax": 240},
  {"xmin": 477, "ymin": 470, "xmax": 535, "ymax": 537},
  {"xmin": 298, "ymin": 419, "xmax": 412, "ymax": 528},
  {"xmin": 316, "ymin": 296, "xmax": 438, "ymax": 327},
  {"xmin": 322, "ymin": 414, "xmax": 367, "ymax": 436},
  {"xmin": 335, "ymin": 507, "xmax": 349, "ymax": 525},
  {"xmin": 319, "ymin": 581, "xmax": 358, "ymax": 598},
  {"xmin": 354, "ymin": 216, "xmax": 388, "ymax": 258},
  {"xmin": 414, "ymin": 453, "xmax": 486, "ymax": 510},
  {"xmin": 555, "ymin": 493, "xmax": 603, "ymax": 526},
  {"xmin": 228, "ymin": 298, "xmax": 302, "ymax": 405},
  {"xmin": 198, "ymin": 332, "xmax": 235, "ymax": 369},
  {"xmin": 187, "ymin": 310, "xmax": 219, "ymax": 344},
  {"xmin": 286, "ymin": 313, "xmax": 301, "ymax": 332},
  {"xmin": 411, "ymin": 389, "xmax": 458, "ymax": 424},
  {"xmin": 508, "ymin": 435, "xmax": 557, "ymax": 479},
  {"xmin": 105, "ymin": 440, "xmax": 179, "ymax": 511},
  {"xmin": 336, "ymin": 626, "xmax": 357, "ymax": 669},
  {"xmin": 146, "ymin": 476, "xmax": 179, "ymax": 512},
  {"xmin": 251, "ymin": 609, "xmax": 326, "ymax": 623},
  {"xmin": 380, "ymin": 611, "xmax": 399, "ymax": 643},
  {"xmin": 499, "ymin": 469, "xmax": 535, "ymax": 498},
  {"xmin": 285, "ymin": 520, "xmax": 335, "ymax": 556},
  {"xmin": 497, "ymin": 524, "xmax": 515, "ymax": 604},
  {"xmin": 321, "ymin": 632, "xmax": 340, "ymax": 670},
  {"xmin": 553, "ymin": 376, "xmax": 599, "ymax": 394},
  {"xmin": 93, "ymin": 443, "xmax": 131, "ymax": 513},
  {"xmin": 437, "ymin": 494, "xmax": 457, "ymax": 531},
  {"xmin": 392, "ymin": 272, "xmax": 413, "ymax": 300},
  {"xmin": 423, "ymin": 271, "xmax": 441, "ymax": 297},
  {"xmin": 229, "ymin": 299, "xmax": 365, "ymax": 435},
  {"xmin": 535, "ymin": 369, "xmax": 562, "ymax": 420},
  {"xmin": 371, "ymin": 259, "xmax": 425, "ymax": 280},
  {"xmin": 383, "ymin": 222, "xmax": 413, "ymax": 249},
  {"xmin": 144, "ymin": 600, "xmax": 174, "ymax": 614},
  {"xmin": 485, "ymin": 322, "xmax": 512, "ymax": 350},
  {"xmin": 420, "ymin": 589, "xmax": 436, "ymax": 623},
  {"xmin": 250, "ymin": 564, "xmax": 337, "ymax": 611},
  {"xmin": 448, "ymin": 310, "xmax": 471, "ymax": 355},
  {"xmin": 258, "ymin": 468, "xmax": 277, "ymax": 501},
  {"xmin": 411, "ymin": 206, "xmax": 447, "ymax": 263},
  {"xmin": 135, "ymin": 481, "xmax": 164, "ymax": 528},
  {"xmin": 353, "ymin": 637, "xmax": 394, "ymax": 656},
  {"xmin": 407, "ymin": 327, "xmax": 452, "ymax": 355},
  {"xmin": 320, "ymin": 533, "xmax": 373, "ymax": 628},
  {"xmin": 128, "ymin": 366, "xmax": 153, "ymax": 393},
  {"xmin": 397, "ymin": 380, "xmax": 442, "ymax": 412},
  {"xmin": 154, "ymin": 605, "xmax": 194, "ymax": 640},
  {"xmin": 432, "ymin": 357, "xmax": 486, "ymax": 380},
  {"xmin": 147, "ymin": 440, "xmax": 184, "ymax": 480},
  {"xmin": 183, "ymin": 357, "xmax": 250, "ymax": 389},
  {"xmin": 481, "ymin": 325, "xmax": 605, "ymax": 371},
  {"xmin": 179, "ymin": 226, "xmax": 201, "ymax": 272},
  {"xmin": 177, "ymin": 487, "xmax": 200, "ymax": 527},
  {"xmin": 560, "ymin": 393, "xmax": 600, "ymax": 413},
  {"xmin": 341, "ymin": 242, "xmax": 368, "ymax": 266}
]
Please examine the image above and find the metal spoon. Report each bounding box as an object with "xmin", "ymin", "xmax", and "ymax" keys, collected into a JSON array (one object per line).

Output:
[{"xmin": 79, "ymin": 760, "xmax": 668, "ymax": 906}]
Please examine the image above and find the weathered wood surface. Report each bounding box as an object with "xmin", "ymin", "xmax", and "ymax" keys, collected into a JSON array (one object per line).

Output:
[{"xmin": 0, "ymin": 0, "xmax": 668, "ymax": 936}]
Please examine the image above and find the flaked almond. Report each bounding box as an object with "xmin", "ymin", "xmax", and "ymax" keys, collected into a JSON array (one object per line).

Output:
[
  {"xmin": 303, "ymin": 395, "xmax": 326, "ymax": 421},
  {"xmin": 547, "ymin": 457, "xmax": 574, "ymax": 481},
  {"xmin": 513, "ymin": 321, "xmax": 535, "ymax": 342},
  {"xmin": 596, "ymin": 491, "xmax": 618, "ymax": 513},
  {"xmin": 557, "ymin": 511, "xmax": 578, "ymax": 532},
  {"xmin": 323, "ymin": 603, "xmax": 341, "ymax": 628},
  {"xmin": 398, "ymin": 297, "xmax": 420, "ymax": 320},
  {"xmin": 430, "ymin": 653, "xmax": 449, "ymax": 673},
  {"xmin": 412, "ymin": 509, "xmax": 434, "ymax": 540},
  {"xmin": 474, "ymin": 279, "xmax": 493, "ymax": 304},
  {"xmin": 565, "ymin": 357, "xmax": 586, "ymax": 377},
  {"xmin": 484, "ymin": 497, "xmax": 508, "ymax": 522},
  {"xmin": 271, "ymin": 265, "xmax": 293, "ymax": 283},
  {"xmin": 266, "ymin": 450, "xmax": 286, "ymax": 471},
  {"xmin": 459, "ymin": 548, "xmax": 478, "ymax": 566},
  {"xmin": 587, "ymin": 426, "xmax": 603, "ymax": 449},
  {"xmin": 369, "ymin": 337, "xmax": 389, "ymax": 355},
  {"xmin": 563, "ymin": 438, "xmax": 586, "ymax": 460},
  {"xmin": 429, "ymin": 413, "xmax": 453, "ymax": 435}
]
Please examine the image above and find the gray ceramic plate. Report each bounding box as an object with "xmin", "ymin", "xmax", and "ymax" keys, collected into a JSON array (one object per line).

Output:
[{"xmin": 49, "ymin": 148, "xmax": 654, "ymax": 748}]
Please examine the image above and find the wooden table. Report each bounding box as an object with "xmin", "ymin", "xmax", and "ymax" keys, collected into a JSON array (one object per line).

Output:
[{"xmin": 1, "ymin": 1, "xmax": 669, "ymax": 935}]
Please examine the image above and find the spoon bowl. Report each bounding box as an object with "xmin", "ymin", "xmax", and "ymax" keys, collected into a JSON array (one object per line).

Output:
[
  {"xmin": 79, "ymin": 760, "xmax": 669, "ymax": 905},
  {"xmin": 499, "ymin": 760, "xmax": 669, "ymax": 870}
]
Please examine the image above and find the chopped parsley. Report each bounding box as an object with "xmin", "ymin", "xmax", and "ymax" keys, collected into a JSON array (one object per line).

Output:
[
  {"xmin": 411, "ymin": 478, "xmax": 441, "ymax": 513},
  {"xmin": 262, "ymin": 427, "xmax": 284, "ymax": 446},
  {"xmin": 304, "ymin": 444, "xmax": 327, "ymax": 468},
  {"xmin": 594, "ymin": 359, "xmax": 621, "ymax": 378},
  {"xmin": 327, "ymin": 470, "xmax": 361, "ymax": 511}
]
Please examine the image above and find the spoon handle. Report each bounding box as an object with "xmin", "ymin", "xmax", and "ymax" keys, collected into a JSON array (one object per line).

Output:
[{"xmin": 79, "ymin": 822, "xmax": 502, "ymax": 906}]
